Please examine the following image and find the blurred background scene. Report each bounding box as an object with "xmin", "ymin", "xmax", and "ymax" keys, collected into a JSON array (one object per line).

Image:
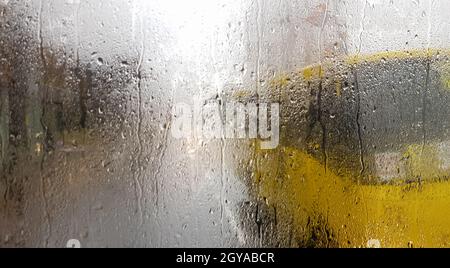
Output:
[{"xmin": 1, "ymin": 0, "xmax": 450, "ymax": 248}]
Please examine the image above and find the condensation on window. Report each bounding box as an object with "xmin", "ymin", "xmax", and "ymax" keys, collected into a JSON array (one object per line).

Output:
[{"xmin": 1, "ymin": 0, "xmax": 450, "ymax": 248}]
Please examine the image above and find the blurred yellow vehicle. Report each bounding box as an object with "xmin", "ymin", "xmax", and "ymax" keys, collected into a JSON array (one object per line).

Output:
[{"xmin": 255, "ymin": 49, "xmax": 450, "ymax": 248}]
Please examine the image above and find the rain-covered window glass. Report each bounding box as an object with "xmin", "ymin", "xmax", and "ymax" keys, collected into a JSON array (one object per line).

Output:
[{"xmin": 1, "ymin": 0, "xmax": 450, "ymax": 248}]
